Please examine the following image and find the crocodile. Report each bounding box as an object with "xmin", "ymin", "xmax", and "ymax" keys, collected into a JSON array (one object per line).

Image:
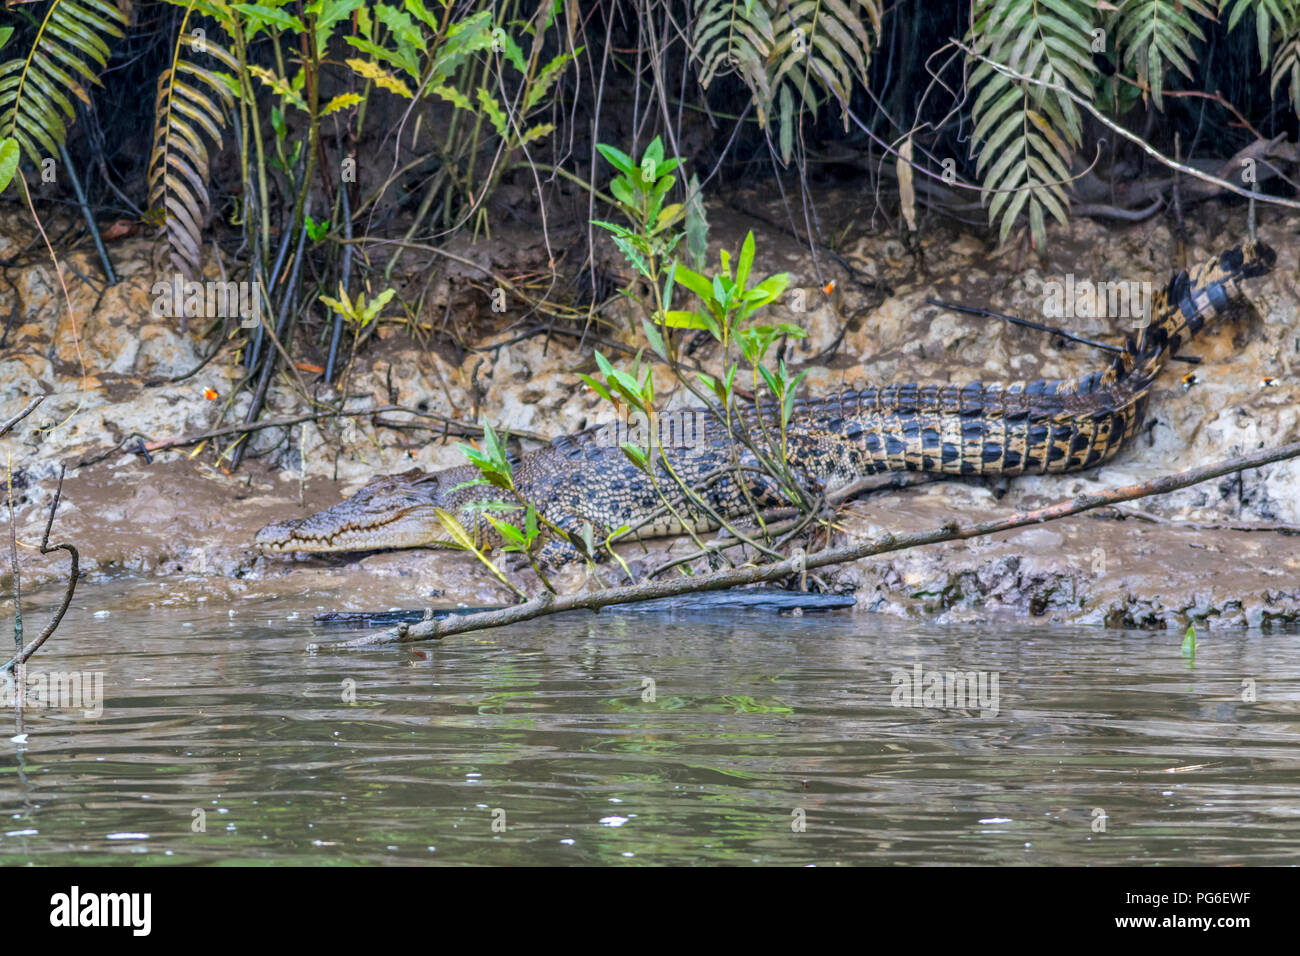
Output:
[{"xmin": 256, "ymin": 242, "xmax": 1276, "ymax": 562}]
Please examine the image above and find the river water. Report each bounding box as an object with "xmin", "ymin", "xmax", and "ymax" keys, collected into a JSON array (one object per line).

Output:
[{"xmin": 2, "ymin": 581, "xmax": 1298, "ymax": 866}]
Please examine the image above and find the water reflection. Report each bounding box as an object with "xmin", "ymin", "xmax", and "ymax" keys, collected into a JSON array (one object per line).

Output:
[{"xmin": 2, "ymin": 583, "xmax": 1298, "ymax": 865}]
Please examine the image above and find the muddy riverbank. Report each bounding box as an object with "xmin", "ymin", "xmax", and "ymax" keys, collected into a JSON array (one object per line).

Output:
[{"xmin": 2, "ymin": 192, "xmax": 1299, "ymax": 629}]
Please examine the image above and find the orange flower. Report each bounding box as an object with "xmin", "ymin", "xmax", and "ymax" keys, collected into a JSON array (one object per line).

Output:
[{"xmin": 203, "ymin": 388, "xmax": 218, "ymax": 401}]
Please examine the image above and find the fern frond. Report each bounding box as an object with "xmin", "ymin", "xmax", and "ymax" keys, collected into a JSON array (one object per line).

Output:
[
  {"xmin": 691, "ymin": 0, "xmax": 882, "ymax": 164},
  {"xmin": 148, "ymin": 20, "xmax": 236, "ymax": 279},
  {"xmin": 1273, "ymin": 28, "xmax": 1300, "ymax": 112},
  {"xmin": 693, "ymin": 0, "xmax": 775, "ymax": 107},
  {"xmin": 0, "ymin": 0, "xmax": 128, "ymax": 164},
  {"xmin": 1220, "ymin": 0, "xmax": 1300, "ymax": 112},
  {"xmin": 1218, "ymin": 0, "xmax": 1300, "ymax": 112},
  {"xmin": 1222, "ymin": 0, "xmax": 1300, "ymax": 66},
  {"xmin": 1111, "ymin": 0, "xmax": 1216, "ymax": 108},
  {"xmin": 966, "ymin": 0, "xmax": 1098, "ymax": 249}
]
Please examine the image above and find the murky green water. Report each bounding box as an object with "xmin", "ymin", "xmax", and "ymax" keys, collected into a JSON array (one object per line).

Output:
[{"xmin": 2, "ymin": 582, "xmax": 1299, "ymax": 865}]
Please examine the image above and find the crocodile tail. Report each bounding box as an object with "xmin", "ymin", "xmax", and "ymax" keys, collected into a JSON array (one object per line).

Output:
[{"xmin": 1101, "ymin": 241, "xmax": 1276, "ymax": 387}]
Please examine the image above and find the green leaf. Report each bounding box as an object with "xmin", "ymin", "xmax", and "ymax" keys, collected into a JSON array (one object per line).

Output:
[
  {"xmin": 643, "ymin": 135, "xmax": 664, "ymax": 170},
  {"xmin": 525, "ymin": 49, "xmax": 580, "ymax": 112},
  {"xmin": 309, "ymin": 0, "xmax": 364, "ymax": 51},
  {"xmin": 346, "ymin": 57, "xmax": 413, "ymax": 99},
  {"xmin": 670, "ymin": 263, "xmax": 714, "ymax": 302},
  {"xmin": 608, "ymin": 175, "xmax": 636, "ymax": 208},
  {"xmin": 577, "ymin": 373, "xmax": 614, "ymax": 405},
  {"xmin": 684, "ymin": 172, "xmax": 709, "ymax": 269},
  {"xmin": 248, "ymin": 65, "xmax": 309, "ymax": 110},
  {"xmin": 519, "ymin": 122, "xmax": 554, "ymax": 147},
  {"xmin": 742, "ymin": 272, "xmax": 790, "ymax": 313},
  {"xmin": 495, "ymin": 27, "xmax": 527, "ymax": 73},
  {"xmin": 234, "ymin": 4, "xmax": 307, "ymax": 35},
  {"xmin": 320, "ymin": 92, "xmax": 363, "ymax": 116},
  {"xmin": 736, "ymin": 230, "xmax": 756, "ymax": 293},
  {"xmin": 784, "ymin": 368, "xmax": 808, "ymax": 424},
  {"xmin": 434, "ymin": 507, "xmax": 479, "ymax": 551},
  {"xmin": 404, "ymin": 0, "xmax": 439, "ymax": 30},
  {"xmin": 620, "ymin": 442, "xmax": 650, "ymax": 472},
  {"xmin": 596, "ymin": 142, "xmax": 638, "ymax": 178},
  {"xmin": 610, "ymin": 233, "xmax": 651, "ymax": 279},
  {"xmin": 361, "ymin": 288, "xmax": 396, "ymax": 323},
  {"xmin": 303, "ymin": 214, "xmax": 331, "ymax": 241},
  {"xmin": 661, "ymin": 310, "xmax": 713, "ymax": 330},
  {"xmin": 429, "ymin": 83, "xmax": 474, "ymax": 112},
  {"xmin": 641, "ymin": 316, "xmax": 668, "ymax": 360},
  {"xmin": 0, "ymin": 137, "xmax": 18, "ymax": 195},
  {"xmin": 966, "ymin": 0, "xmax": 1095, "ymax": 247},
  {"xmin": 376, "ymin": 3, "xmax": 426, "ymax": 54},
  {"xmin": 485, "ymin": 514, "xmax": 527, "ymax": 546},
  {"xmin": 435, "ymin": 506, "xmax": 521, "ymax": 595}
]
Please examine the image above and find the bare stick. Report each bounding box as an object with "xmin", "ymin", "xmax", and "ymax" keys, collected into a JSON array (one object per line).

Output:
[
  {"xmin": 75, "ymin": 403, "xmax": 551, "ymax": 466},
  {"xmin": 7, "ymin": 469, "xmax": 20, "ymax": 656},
  {"xmin": 2, "ymin": 467, "xmax": 79, "ymax": 676},
  {"xmin": 926, "ymin": 297, "xmax": 1124, "ymax": 355},
  {"xmin": 1, "ymin": 397, "xmax": 42, "ymax": 658},
  {"xmin": 924, "ymin": 298, "xmax": 1199, "ymax": 364},
  {"xmin": 0, "ymin": 396, "xmax": 44, "ymax": 439},
  {"xmin": 313, "ymin": 439, "xmax": 1300, "ymax": 651}
]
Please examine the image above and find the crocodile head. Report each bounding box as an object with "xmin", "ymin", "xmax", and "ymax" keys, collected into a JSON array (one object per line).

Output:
[{"xmin": 256, "ymin": 466, "xmax": 479, "ymax": 553}]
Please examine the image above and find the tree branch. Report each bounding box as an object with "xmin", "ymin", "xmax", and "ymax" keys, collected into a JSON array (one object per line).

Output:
[
  {"xmin": 2, "ymin": 466, "xmax": 77, "ymax": 676},
  {"xmin": 312, "ymin": 439, "xmax": 1300, "ymax": 650},
  {"xmin": 953, "ymin": 39, "xmax": 1300, "ymax": 213},
  {"xmin": 0, "ymin": 396, "xmax": 44, "ymax": 440},
  {"xmin": 72, "ymin": 402, "xmax": 551, "ymax": 468}
]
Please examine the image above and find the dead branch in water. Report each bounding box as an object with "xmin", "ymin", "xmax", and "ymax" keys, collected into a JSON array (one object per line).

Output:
[
  {"xmin": 313, "ymin": 439, "xmax": 1300, "ymax": 651},
  {"xmin": 2, "ymin": 397, "xmax": 46, "ymax": 657},
  {"xmin": 2, "ymin": 397, "xmax": 79, "ymax": 678},
  {"xmin": 7, "ymin": 467, "xmax": 20, "ymax": 656},
  {"xmin": 2, "ymin": 466, "xmax": 79, "ymax": 677}
]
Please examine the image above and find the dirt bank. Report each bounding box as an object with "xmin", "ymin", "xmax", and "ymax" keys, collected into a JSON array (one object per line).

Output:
[{"xmin": 2, "ymin": 191, "xmax": 1299, "ymax": 629}]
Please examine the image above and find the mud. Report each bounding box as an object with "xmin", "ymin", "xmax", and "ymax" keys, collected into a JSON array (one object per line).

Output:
[{"xmin": 2, "ymin": 190, "xmax": 1299, "ymax": 630}]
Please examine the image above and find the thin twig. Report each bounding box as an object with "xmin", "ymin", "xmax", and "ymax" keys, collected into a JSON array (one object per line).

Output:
[
  {"xmin": 926, "ymin": 298, "xmax": 1123, "ymax": 355},
  {"xmin": 7, "ymin": 463, "xmax": 20, "ymax": 656},
  {"xmin": 0, "ymin": 396, "xmax": 45, "ymax": 439},
  {"xmin": 79, "ymin": 403, "xmax": 551, "ymax": 464},
  {"xmin": 58, "ymin": 142, "xmax": 117, "ymax": 285},
  {"xmin": 2, "ymin": 466, "xmax": 78, "ymax": 676},
  {"xmin": 924, "ymin": 298, "xmax": 1200, "ymax": 365}
]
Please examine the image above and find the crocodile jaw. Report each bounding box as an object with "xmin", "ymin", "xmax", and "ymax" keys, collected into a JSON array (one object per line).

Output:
[
  {"xmin": 255, "ymin": 467, "xmax": 462, "ymax": 553},
  {"xmin": 255, "ymin": 507, "xmax": 453, "ymax": 553}
]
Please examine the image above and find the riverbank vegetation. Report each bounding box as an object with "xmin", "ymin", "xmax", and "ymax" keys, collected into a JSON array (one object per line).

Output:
[{"xmin": 5, "ymin": 2, "xmax": 1300, "ymax": 628}]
